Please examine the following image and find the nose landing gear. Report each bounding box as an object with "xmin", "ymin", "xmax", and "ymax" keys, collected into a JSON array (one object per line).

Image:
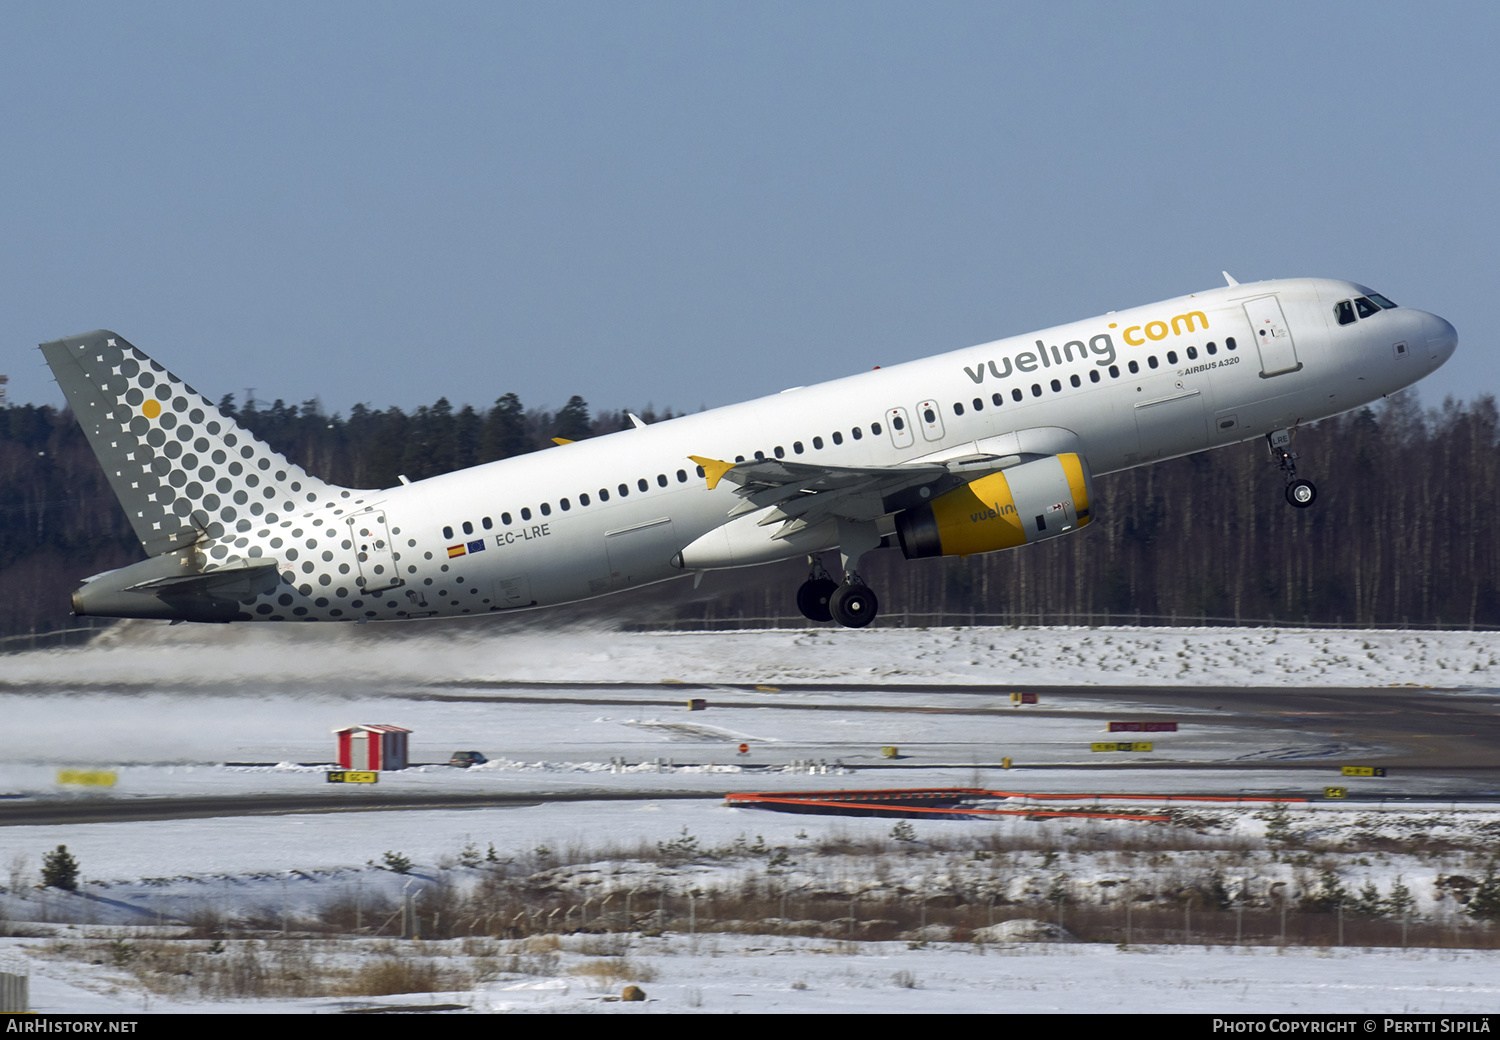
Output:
[
  {"xmin": 1285, "ymin": 478, "xmax": 1317, "ymax": 507},
  {"xmin": 1268, "ymin": 429, "xmax": 1317, "ymax": 508}
]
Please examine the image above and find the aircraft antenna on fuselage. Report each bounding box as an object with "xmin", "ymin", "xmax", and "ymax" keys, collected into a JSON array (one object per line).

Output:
[{"xmin": 1222, "ymin": 271, "xmax": 1239, "ymax": 287}]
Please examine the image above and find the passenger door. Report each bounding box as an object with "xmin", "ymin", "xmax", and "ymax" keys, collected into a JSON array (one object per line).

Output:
[
  {"xmin": 1244, "ymin": 296, "xmax": 1302, "ymax": 377},
  {"xmin": 346, "ymin": 507, "xmax": 403, "ymax": 593},
  {"xmin": 885, "ymin": 406, "xmax": 915, "ymax": 449},
  {"xmin": 915, "ymin": 400, "xmax": 945, "ymax": 442}
]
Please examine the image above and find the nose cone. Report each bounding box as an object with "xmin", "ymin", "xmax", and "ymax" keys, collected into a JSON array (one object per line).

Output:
[{"xmin": 1424, "ymin": 313, "xmax": 1458, "ymax": 366}]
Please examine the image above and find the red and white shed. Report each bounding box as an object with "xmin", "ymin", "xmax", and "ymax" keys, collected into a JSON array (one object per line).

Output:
[{"xmin": 334, "ymin": 725, "xmax": 411, "ymax": 771}]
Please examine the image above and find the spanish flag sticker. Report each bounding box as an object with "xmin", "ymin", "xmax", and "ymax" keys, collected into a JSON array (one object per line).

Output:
[{"xmin": 447, "ymin": 544, "xmax": 466, "ymax": 558}]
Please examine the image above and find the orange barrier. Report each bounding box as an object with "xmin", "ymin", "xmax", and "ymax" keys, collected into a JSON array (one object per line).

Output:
[
  {"xmin": 726, "ymin": 786, "xmax": 1307, "ymax": 806},
  {"xmin": 730, "ymin": 793, "xmax": 1169, "ymax": 822}
]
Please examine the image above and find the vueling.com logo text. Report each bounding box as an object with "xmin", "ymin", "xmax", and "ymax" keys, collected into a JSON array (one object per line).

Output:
[{"xmin": 964, "ymin": 310, "xmax": 1210, "ymax": 384}]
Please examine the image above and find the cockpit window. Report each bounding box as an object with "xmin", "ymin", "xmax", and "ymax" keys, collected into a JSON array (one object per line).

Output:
[
  {"xmin": 1367, "ymin": 293, "xmax": 1398, "ymax": 309},
  {"xmin": 1354, "ymin": 296, "xmax": 1381, "ymax": 319},
  {"xmin": 1335, "ymin": 300, "xmax": 1356, "ymax": 326}
]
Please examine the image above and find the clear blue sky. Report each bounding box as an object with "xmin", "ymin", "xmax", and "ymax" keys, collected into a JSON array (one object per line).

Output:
[{"xmin": 2, "ymin": 1, "xmax": 1494, "ymax": 418}]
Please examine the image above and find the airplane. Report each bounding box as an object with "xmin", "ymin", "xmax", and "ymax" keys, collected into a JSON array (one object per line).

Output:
[{"xmin": 42, "ymin": 274, "xmax": 1456, "ymax": 629}]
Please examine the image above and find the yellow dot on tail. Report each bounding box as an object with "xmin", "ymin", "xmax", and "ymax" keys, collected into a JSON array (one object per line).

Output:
[{"xmin": 141, "ymin": 399, "xmax": 161, "ymax": 419}]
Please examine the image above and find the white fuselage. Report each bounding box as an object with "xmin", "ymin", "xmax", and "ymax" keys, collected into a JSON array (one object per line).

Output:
[{"xmin": 295, "ymin": 277, "xmax": 1450, "ymax": 623}]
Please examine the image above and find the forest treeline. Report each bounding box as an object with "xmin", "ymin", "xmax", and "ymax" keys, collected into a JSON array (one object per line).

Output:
[{"xmin": 1, "ymin": 388, "xmax": 1497, "ymax": 639}]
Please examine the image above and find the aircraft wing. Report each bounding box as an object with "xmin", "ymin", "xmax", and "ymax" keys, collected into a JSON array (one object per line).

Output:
[
  {"xmin": 689, "ymin": 428, "xmax": 1085, "ymax": 541},
  {"xmin": 689, "ymin": 454, "xmax": 959, "ymax": 540}
]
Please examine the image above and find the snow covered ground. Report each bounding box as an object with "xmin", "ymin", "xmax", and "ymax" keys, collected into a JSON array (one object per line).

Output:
[
  {"xmin": 11, "ymin": 932, "xmax": 1500, "ymax": 1015},
  {"xmin": 3, "ymin": 618, "xmax": 1498, "ymax": 689},
  {"xmin": 2, "ymin": 623, "xmax": 1499, "ymax": 1014}
]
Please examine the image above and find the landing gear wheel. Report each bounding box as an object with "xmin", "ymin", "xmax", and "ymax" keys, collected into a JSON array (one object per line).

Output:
[
  {"xmin": 1285, "ymin": 479, "xmax": 1317, "ymax": 508},
  {"xmin": 796, "ymin": 578, "xmax": 839, "ymax": 623},
  {"xmin": 829, "ymin": 583, "xmax": 879, "ymax": 629}
]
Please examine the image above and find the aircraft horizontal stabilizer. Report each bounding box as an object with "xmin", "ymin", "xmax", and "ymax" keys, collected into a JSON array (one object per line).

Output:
[{"xmin": 72, "ymin": 553, "xmax": 283, "ymax": 622}]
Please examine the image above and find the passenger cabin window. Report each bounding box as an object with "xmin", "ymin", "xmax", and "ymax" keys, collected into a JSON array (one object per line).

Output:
[
  {"xmin": 1011, "ymin": 388, "xmax": 1023, "ymax": 402},
  {"xmin": 1031, "ymin": 383, "xmax": 1042, "ymax": 397},
  {"xmin": 580, "ymin": 493, "xmax": 591, "ymax": 506},
  {"xmin": 677, "ymin": 469, "xmax": 688, "ymax": 481},
  {"xmin": 973, "ymin": 397, "xmax": 983, "ymax": 411},
  {"xmin": 637, "ymin": 478, "xmax": 648, "ymax": 492},
  {"xmin": 953, "ymin": 402, "xmax": 964, "ymax": 415},
  {"xmin": 871, "ymin": 422, "xmax": 882, "ymax": 435},
  {"xmin": 560, "ymin": 498, "xmax": 571, "ymax": 511},
  {"xmin": 1089, "ymin": 370, "xmax": 1100, "ymax": 383},
  {"xmin": 540, "ymin": 502, "xmax": 551, "ymax": 516},
  {"xmin": 1226, "ymin": 337, "xmax": 1237, "ymax": 351},
  {"xmin": 618, "ymin": 484, "xmax": 629, "ymax": 496},
  {"xmin": 1128, "ymin": 360, "xmax": 1139, "ymax": 374},
  {"xmin": 1147, "ymin": 356, "xmax": 1158, "ymax": 369},
  {"xmin": 442, "ymin": 526, "xmax": 453, "ymax": 539},
  {"xmin": 832, "ymin": 432, "xmax": 843, "ymax": 445},
  {"xmin": 1206, "ymin": 342, "xmax": 1218, "ymax": 355},
  {"xmin": 1335, "ymin": 300, "xmax": 1356, "ymax": 325},
  {"xmin": 520, "ymin": 507, "xmax": 532, "ymax": 521},
  {"xmin": 462, "ymin": 521, "xmax": 473, "ymax": 535},
  {"xmin": 1187, "ymin": 346, "xmax": 1198, "ymax": 359},
  {"xmin": 1070, "ymin": 374, "xmax": 1080, "ymax": 388},
  {"xmin": 774, "ymin": 446, "xmax": 784, "ymax": 458},
  {"xmin": 482, "ymin": 517, "xmax": 493, "ymax": 530},
  {"xmin": 1166, "ymin": 351, "xmax": 1177, "ymax": 364},
  {"xmin": 657, "ymin": 473, "xmax": 668, "ymax": 486},
  {"xmin": 501, "ymin": 512, "xmax": 512, "ymax": 525},
  {"xmin": 812, "ymin": 436, "xmax": 824, "ymax": 449},
  {"xmin": 598, "ymin": 488, "xmax": 609, "ymax": 501},
  {"xmin": 852, "ymin": 427, "xmax": 862, "ymax": 440},
  {"xmin": 1050, "ymin": 379, "xmax": 1061, "ymax": 392},
  {"xmin": 992, "ymin": 393, "xmax": 1003, "ymax": 406}
]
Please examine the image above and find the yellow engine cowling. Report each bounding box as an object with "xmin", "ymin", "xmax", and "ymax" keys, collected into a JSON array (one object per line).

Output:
[{"xmin": 895, "ymin": 453, "xmax": 1093, "ymax": 559}]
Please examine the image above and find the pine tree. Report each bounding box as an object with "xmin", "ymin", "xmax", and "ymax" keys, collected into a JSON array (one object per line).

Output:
[
  {"xmin": 41, "ymin": 844, "xmax": 79, "ymax": 891},
  {"xmin": 480, "ymin": 393, "xmax": 532, "ymax": 461},
  {"xmin": 552, "ymin": 395, "xmax": 592, "ymax": 442},
  {"xmin": 1300, "ymin": 869, "xmax": 1348, "ymax": 913},
  {"xmin": 1353, "ymin": 880, "xmax": 1386, "ymax": 917},
  {"xmin": 1467, "ymin": 864, "xmax": 1500, "ymax": 919},
  {"xmin": 1386, "ymin": 876, "xmax": 1415, "ymax": 918},
  {"xmin": 1260, "ymin": 801, "xmax": 1296, "ymax": 848}
]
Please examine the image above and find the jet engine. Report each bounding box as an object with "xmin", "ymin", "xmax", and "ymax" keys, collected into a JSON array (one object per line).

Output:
[{"xmin": 895, "ymin": 453, "xmax": 1092, "ymax": 559}]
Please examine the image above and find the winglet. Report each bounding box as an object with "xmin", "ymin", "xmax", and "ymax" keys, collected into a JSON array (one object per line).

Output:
[
  {"xmin": 551, "ymin": 437, "xmax": 574, "ymax": 446},
  {"xmin": 689, "ymin": 455, "xmax": 735, "ymax": 491}
]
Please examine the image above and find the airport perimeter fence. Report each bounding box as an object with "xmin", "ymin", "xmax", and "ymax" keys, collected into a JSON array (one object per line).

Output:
[
  {"xmin": 624, "ymin": 610, "xmax": 1500, "ymax": 634},
  {"xmin": 270, "ymin": 888, "xmax": 1500, "ymax": 953},
  {"xmin": 0, "ymin": 619, "xmax": 113, "ymax": 655},
  {"xmin": 3, "ymin": 611, "xmax": 1497, "ymax": 654}
]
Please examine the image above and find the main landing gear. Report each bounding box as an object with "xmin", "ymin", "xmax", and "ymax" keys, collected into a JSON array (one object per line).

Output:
[
  {"xmin": 795, "ymin": 560, "xmax": 838, "ymax": 624},
  {"xmin": 1268, "ymin": 429, "xmax": 1317, "ymax": 508},
  {"xmin": 797, "ymin": 563, "xmax": 880, "ymax": 628},
  {"xmin": 797, "ymin": 521, "xmax": 884, "ymax": 628}
]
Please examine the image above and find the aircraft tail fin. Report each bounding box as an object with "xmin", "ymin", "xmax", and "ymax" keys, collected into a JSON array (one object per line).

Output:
[{"xmin": 40, "ymin": 330, "xmax": 359, "ymax": 557}]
